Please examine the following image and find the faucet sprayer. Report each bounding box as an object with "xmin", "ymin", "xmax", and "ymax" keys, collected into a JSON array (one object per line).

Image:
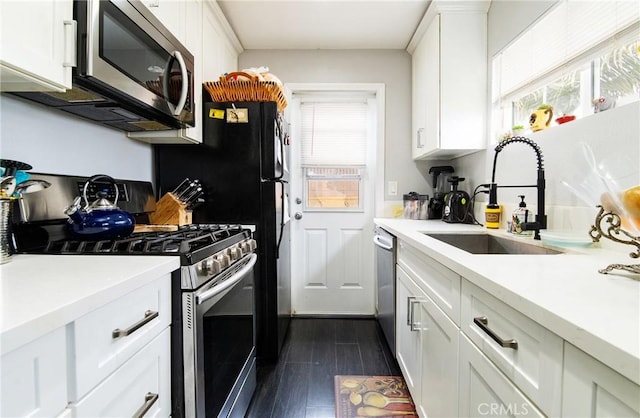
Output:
[{"xmin": 489, "ymin": 136, "xmax": 547, "ymax": 240}]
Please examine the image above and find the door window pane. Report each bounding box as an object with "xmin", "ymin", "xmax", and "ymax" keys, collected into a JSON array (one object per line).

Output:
[{"xmin": 304, "ymin": 167, "xmax": 362, "ymax": 211}]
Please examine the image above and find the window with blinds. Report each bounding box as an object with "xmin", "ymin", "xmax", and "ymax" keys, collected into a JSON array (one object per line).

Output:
[
  {"xmin": 299, "ymin": 101, "xmax": 368, "ymax": 166},
  {"xmin": 298, "ymin": 100, "xmax": 370, "ymax": 211},
  {"xmin": 492, "ymin": 0, "xmax": 640, "ymax": 136}
]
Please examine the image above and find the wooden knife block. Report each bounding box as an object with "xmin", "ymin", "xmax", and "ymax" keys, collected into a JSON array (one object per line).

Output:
[{"xmin": 149, "ymin": 193, "xmax": 192, "ymax": 225}]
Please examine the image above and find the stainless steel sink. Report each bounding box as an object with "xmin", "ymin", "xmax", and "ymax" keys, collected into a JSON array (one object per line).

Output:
[{"xmin": 425, "ymin": 233, "xmax": 562, "ymax": 255}]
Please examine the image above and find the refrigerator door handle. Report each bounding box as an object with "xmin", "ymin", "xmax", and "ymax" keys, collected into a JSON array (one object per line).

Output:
[
  {"xmin": 276, "ymin": 180, "xmax": 288, "ymax": 258},
  {"xmin": 273, "ymin": 130, "xmax": 285, "ymax": 181}
]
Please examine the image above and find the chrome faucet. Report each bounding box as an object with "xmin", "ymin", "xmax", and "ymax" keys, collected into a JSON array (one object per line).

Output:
[{"xmin": 488, "ymin": 137, "xmax": 547, "ymax": 240}]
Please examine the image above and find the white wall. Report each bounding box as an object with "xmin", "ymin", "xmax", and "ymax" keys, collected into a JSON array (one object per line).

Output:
[
  {"xmin": 454, "ymin": 0, "xmax": 640, "ymax": 232},
  {"xmin": 0, "ymin": 94, "xmax": 153, "ymax": 181},
  {"xmin": 239, "ymin": 49, "xmax": 433, "ymax": 205}
]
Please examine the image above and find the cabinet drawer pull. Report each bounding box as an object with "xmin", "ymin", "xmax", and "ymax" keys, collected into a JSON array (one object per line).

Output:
[
  {"xmin": 133, "ymin": 392, "xmax": 158, "ymax": 418},
  {"xmin": 473, "ymin": 316, "xmax": 518, "ymax": 350},
  {"xmin": 112, "ymin": 310, "xmax": 159, "ymax": 339},
  {"xmin": 417, "ymin": 128, "xmax": 424, "ymax": 149}
]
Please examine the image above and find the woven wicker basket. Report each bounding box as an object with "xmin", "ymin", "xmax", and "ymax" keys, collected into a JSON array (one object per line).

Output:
[{"xmin": 203, "ymin": 72, "xmax": 287, "ymax": 111}]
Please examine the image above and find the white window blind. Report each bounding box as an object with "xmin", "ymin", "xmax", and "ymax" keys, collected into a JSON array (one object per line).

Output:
[
  {"xmin": 497, "ymin": 0, "xmax": 640, "ymax": 98},
  {"xmin": 299, "ymin": 101, "xmax": 368, "ymax": 166}
]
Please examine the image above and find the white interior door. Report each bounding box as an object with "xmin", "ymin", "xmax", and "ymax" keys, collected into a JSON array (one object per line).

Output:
[{"xmin": 289, "ymin": 92, "xmax": 378, "ymax": 315}]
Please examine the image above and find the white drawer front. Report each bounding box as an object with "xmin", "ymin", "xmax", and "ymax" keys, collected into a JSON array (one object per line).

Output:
[
  {"xmin": 398, "ymin": 241, "xmax": 461, "ymax": 325},
  {"xmin": 72, "ymin": 327, "xmax": 171, "ymax": 417},
  {"xmin": 459, "ymin": 334, "xmax": 544, "ymax": 417},
  {"xmin": 72, "ymin": 275, "xmax": 171, "ymax": 399},
  {"xmin": 461, "ymin": 279, "xmax": 563, "ymax": 416},
  {"xmin": 1, "ymin": 327, "xmax": 67, "ymax": 418}
]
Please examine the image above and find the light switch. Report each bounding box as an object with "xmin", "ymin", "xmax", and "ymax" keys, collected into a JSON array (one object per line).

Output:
[{"xmin": 388, "ymin": 181, "xmax": 398, "ymax": 196}]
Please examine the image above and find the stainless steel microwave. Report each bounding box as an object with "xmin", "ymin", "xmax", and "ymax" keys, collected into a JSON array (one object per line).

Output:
[{"xmin": 11, "ymin": 0, "xmax": 195, "ymax": 132}]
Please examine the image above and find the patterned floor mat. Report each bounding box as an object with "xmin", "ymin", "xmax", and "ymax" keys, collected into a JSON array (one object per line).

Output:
[{"xmin": 334, "ymin": 375, "xmax": 418, "ymax": 417}]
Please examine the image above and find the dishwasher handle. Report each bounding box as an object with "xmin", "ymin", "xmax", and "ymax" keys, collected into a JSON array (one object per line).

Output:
[{"xmin": 373, "ymin": 234, "xmax": 394, "ymax": 251}]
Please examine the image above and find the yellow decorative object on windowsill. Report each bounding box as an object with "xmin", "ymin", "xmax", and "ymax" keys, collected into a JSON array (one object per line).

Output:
[{"xmin": 529, "ymin": 104, "xmax": 553, "ymax": 132}]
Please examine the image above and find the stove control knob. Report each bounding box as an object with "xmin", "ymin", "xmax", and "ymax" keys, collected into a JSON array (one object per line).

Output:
[
  {"xmin": 229, "ymin": 246, "xmax": 242, "ymax": 260},
  {"xmin": 217, "ymin": 254, "xmax": 230, "ymax": 269},
  {"xmin": 240, "ymin": 240, "xmax": 254, "ymax": 253},
  {"xmin": 201, "ymin": 258, "xmax": 221, "ymax": 276}
]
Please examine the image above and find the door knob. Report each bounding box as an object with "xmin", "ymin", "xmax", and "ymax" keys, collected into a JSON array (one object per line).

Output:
[{"xmin": 294, "ymin": 212, "xmax": 303, "ymax": 220}]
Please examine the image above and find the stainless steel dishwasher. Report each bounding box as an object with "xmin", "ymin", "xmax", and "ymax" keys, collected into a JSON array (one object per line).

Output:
[{"xmin": 374, "ymin": 226, "xmax": 397, "ymax": 356}]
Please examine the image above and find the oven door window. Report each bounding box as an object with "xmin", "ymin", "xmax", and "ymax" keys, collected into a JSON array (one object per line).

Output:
[
  {"xmin": 197, "ymin": 258, "xmax": 255, "ymax": 416},
  {"xmin": 99, "ymin": 1, "xmax": 189, "ymax": 111}
]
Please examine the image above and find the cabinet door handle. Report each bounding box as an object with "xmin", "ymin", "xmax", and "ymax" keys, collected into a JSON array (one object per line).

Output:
[
  {"xmin": 112, "ymin": 310, "xmax": 159, "ymax": 339},
  {"xmin": 473, "ymin": 316, "xmax": 518, "ymax": 350},
  {"xmin": 406, "ymin": 296, "xmax": 416, "ymax": 325},
  {"xmin": 417, "ymin": 128, "xmax": 424, "ymax": 149},
  {"xmin": 133, "ymin": 392, "xmax": 159, "ymax": 418},
  {"xmin": 63, "ymin": 20, "xmax": 77, "ymax": 68},
  {"xmin": 409, "ymin": 299, "xmax": 423, "ymax": 332}
]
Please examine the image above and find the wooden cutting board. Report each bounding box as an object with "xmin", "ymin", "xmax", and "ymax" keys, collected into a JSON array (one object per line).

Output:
[{"xmin": 134, "ymin": 224, "xmax": 179, "ymax": 233}]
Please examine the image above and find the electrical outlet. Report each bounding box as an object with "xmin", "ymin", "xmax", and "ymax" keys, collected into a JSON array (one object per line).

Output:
[
  {"xmin": 388, "ymin": 181, "xmax": 398, "ymax": 196},
  {"xmin": 226, "ymin": 108, "xmax": 249, "ymax": 123}
]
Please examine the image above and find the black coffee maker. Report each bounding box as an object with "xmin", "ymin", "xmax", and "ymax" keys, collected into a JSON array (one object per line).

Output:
[
  {"xmin": 427, "ymin": 166, "xmax": 454, "ymax": 219},
  {"xmin": 443, "ymin": 176, "xmax": 473, "ymax": 224}
]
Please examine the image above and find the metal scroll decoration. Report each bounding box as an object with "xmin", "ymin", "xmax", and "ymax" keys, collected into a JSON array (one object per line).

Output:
[{"xmin": 589, "ymin": 205, "xmax": 640, "ymax": 275}]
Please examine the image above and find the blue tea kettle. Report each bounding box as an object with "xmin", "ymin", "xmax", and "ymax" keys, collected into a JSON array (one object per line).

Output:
[{"xmin": 64, "ymin": 174, "xmax": 135, "ymax": 240}]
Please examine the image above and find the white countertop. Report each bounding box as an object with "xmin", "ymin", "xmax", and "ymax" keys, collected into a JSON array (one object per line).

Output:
[
  {"xmin": 0, "ymin": 254, "xmax": 180, "ymax": 355},
  {"xmin": 375, "ymin": 218, "xmax": 640, "ymax": 386}
]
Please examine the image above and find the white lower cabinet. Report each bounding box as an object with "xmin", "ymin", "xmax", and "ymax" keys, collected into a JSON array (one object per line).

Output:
[
  {"xmin": 393, "ymin": 238, "xmax": 635, "ymax": 418},
  {"xmin": 71, "ymin": 276, "xmax": 171, "ymax": 400},
  {"xmin": 0, "ymin": 274, "xmax": 173, "ymax": 418},
  {"xmin": 396, "ymin": 266, "xmax": 425, "ymax": 401},
  {"xmin": 1, "ymin": 327, "xmax": 68, "ymax": 418},
  {"xmin": 396, "ymin": 262, "xmax": 459, "ymax": 417},
  {"xmin": 69, "ymin": 275, "xmax": 172, "ymax": 416},
  {"xmin": 562, "ymin": 342, "xmax": 640, "ymax": 417},
  {"xmin": 72, "ymin": 328, "xmax": 171, "ymax": 417},
  {"xmin": 418, "ymin": 289, "xmax": 459, "ymax": 418},
  {"xmin": 459, "ymin": 333, "xmax": 544, "ymax": 417},
  {"xmin": 461, "ymin": 280, "xmax": 563, "ymax": 416}
]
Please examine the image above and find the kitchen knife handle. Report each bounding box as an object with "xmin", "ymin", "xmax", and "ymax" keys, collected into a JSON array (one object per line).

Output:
[
  {"xmin": 172, "ymin": 178, "xmax": 190, "ymax": 195},
  {"xmin": 112, "ymin": 310, "xmax": 159, "ymax": 339}
]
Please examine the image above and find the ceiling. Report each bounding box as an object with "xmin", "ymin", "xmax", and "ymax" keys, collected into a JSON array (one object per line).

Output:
[{"xmin": 215, "ymin": 0, "xmax": 432, "ymax": 50}]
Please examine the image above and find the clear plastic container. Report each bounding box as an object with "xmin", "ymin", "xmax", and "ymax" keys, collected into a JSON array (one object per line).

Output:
[{"xmin": 403, "ymin": 192, "xmax": 429, "ymax": 220}]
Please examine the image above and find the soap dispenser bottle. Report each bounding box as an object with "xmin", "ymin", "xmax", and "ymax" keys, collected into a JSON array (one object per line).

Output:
[{"xmin": 510, "ymin": 195, "xmax": 532, "ymax": 235}]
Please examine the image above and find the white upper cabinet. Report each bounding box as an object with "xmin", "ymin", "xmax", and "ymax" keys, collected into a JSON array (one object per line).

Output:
[
  {"xmin": 409, "ymin": 1, "xmax": 489, "ymax": 160},
  {"xmin": 129, "ymin": 0, "xmax": 240, "ymax": 144},
  {"xmin": 140, "ymin": 0, "xmax": 187, "ymax": 46},
  {"xmin": 0, "ymin": 0, "xmax": 75, "ymax": 92}
]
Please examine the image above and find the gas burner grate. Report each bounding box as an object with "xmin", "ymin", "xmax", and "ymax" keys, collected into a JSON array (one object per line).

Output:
[{"xmin": 42, "ymin": 224, "xmax": 248, "ymax": 257}]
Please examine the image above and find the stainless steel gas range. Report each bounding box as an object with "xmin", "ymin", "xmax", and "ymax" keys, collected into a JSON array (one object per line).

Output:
[{"xmin": 11, "ymin": 173, "xmax": 257, "ymax": 418}]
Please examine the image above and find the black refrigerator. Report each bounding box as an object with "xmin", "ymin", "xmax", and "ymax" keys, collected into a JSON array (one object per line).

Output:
[{"xmin": 153, "ymin": 101, "xmax": 291, "ymax": 362}]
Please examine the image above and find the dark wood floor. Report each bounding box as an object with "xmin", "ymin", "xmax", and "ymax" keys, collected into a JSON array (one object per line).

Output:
[{"xmin": 246, "ymin": 317, "xmax": 401, "ymax": 418}]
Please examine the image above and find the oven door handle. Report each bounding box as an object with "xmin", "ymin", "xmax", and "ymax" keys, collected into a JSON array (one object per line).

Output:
[{"xmin": 196, "ymin": 253, "xmax": 257, "ymax": 305}]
